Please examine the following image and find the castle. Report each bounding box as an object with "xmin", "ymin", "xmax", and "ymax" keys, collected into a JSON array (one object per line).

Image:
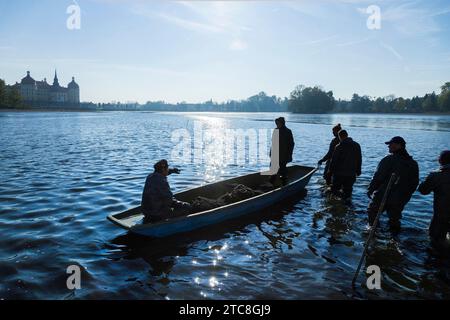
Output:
[{"xmin": 8, "ymin": 70, "xmax": 80, "ymax": 105}]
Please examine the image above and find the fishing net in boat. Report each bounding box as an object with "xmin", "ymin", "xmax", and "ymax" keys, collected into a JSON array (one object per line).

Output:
[{"xmin": 190, "ymin": 183, "xmax": 272, "ymax": 213}]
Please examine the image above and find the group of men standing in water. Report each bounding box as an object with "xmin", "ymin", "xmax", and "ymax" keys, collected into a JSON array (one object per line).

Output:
[
  {"xmin": 140, "ymin": 116, "xmax": 449, "ymax": 250},
  {"xmin": 313, "ymin": 122, "xmax": 450, "ymax": 248},
  {"xmin": 267, "ymin": 116, "xmax": 448, "ymax": 249}
]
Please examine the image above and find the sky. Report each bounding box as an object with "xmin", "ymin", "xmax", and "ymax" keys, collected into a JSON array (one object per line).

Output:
[{"xmin": 0, "ymin": 0, "xmax": 449, "ymax": 103}]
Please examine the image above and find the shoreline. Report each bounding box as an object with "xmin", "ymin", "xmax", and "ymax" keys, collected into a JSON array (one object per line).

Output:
[
  {"xmin": 0, "ymin": 108, "xmax": 97, "ymax": 113},
  {"xmin": 1, "ymin": 108, "xmax": 449, "ymax": 116}
]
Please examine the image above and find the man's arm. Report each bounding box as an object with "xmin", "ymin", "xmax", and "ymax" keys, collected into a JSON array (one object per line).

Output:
[
  {"xmin": 368, "ymin": 156, "xmax": 391, "ymax": 194},
  {"xmin": 328, "ymin": 144, "xmax": 342, "ymax": 174},
  {"xmin": 410, "ymin": 162, "xmax": 420, "ymax": 194},
  {"xmin": 168, "ymin": 167, "xmax": 181, "ymax": 175},
  {"xmin": 319, "ymin": 140, "xmax": 335, "ymax": 163},
  {"xmin": 418, "ymin": 172, "xmax": 436, "ymax": 195},
  {"xmin": 288, "ymin": 129, "xmax": 295, "ymax": 155},
  {"xmin": 356, "ymin": 143, "xmax": 362, "ymax": 176}
]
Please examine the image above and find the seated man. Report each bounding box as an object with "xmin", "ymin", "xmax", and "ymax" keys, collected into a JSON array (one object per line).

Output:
[{"xmin": 141, "ymin": 159, "xmax": 191, "ymax": 223}]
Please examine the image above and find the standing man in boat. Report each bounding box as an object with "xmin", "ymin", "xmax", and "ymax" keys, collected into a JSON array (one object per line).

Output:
[
  {"xmin": 326, "ymin": 129, "xmax": 362, "ymax": 200},
  {"xmin": 367, "ymin": 137, "xmax": 419, "ymax": 234},
  {"xmin": 418, "ymin": 150, "xmax": 450, "ymax": 249},
  {"xmin": 270, "ymin": 117, "xmax": 295, "ymax": 185},
  {"xmin": 141, "ymin": 159, "xmax": 192, "ymax": 223},
  {"xmin": 318, "ymin": 123, "xmax": 342, "ymax": 185}
]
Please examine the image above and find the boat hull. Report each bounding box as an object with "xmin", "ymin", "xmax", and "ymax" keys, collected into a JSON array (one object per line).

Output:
[{"xmin": 108, "ymin": 165, "xmax": 316, "ymax": 238}]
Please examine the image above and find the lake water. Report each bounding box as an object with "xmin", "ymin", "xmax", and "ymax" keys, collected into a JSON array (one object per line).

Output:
[{"xmin": 0, "ymin": 111, "xmax": 449, "ymax": 299}]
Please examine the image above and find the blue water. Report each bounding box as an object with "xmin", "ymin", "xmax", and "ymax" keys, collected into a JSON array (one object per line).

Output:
[{"xmin": 0, "ymin": 111, "xmax": 449, "ymax": 299}]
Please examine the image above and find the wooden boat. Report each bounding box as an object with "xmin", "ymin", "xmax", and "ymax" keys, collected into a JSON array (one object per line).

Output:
[{"xmin": 107, "ymin": 165, "xmax": 317, "ymax": 238}]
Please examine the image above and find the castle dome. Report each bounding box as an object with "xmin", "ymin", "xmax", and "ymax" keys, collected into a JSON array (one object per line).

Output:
[
  {"xmin": 68, "ymin": 77, "xmax": 79, "ymax": 89},
  {"xmin": 21, "ymin": 71, "xmax": 35, "ymax": 85}
]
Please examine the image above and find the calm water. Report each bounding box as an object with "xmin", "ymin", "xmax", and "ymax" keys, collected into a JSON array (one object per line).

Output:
[{"xmin": 0, "ymin": 111, "xmax": 449, "ymax": 300}]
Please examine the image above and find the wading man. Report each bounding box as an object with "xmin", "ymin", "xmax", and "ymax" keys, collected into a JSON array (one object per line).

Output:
[
  {"xmin": 327, "ymin": 130, "xmax": 362, "ymax": 200},
  {"xmin": 270, "ymin": 117, "xmax": 295, "ymax": 185},
  {"xmin": 367, "ymin": 137, "xmax": 419, "ymax": 234},
  {"xmin": 141, "ymin": 159, "xmax": 191, "ymax": 223},
  {"xmin": 418, "ymin": 150, "xmax": 450, "ymax": 249},
  {"xmin": 318, "ymin": 123, "xmax": 342, "ymax": 185}
]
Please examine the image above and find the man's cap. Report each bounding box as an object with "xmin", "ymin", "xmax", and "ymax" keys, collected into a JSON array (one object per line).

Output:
[
  {"xmin": 154, "ymin": 159, "xmax": 169, "ymax": 172},
  {"xmin": 385, "ymin": 136, "xmax": 406, "ymax": 146}
]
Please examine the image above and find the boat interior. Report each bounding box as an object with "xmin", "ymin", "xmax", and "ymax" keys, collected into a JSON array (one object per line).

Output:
[{"xmin": 175, "ymin": 165, "xmax": 313, "ymax": 203}]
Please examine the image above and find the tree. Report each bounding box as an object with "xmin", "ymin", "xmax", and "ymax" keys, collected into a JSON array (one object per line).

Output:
[
  {"xmin": 288, "ymin": 85, "xmax": 335, "ymax": 113},
  {"xmin": 406, "ymin": 96, "xmax": 423, "ymax": 113},
  {"xmin": 438, "ymin": 82, "xmax": 450, "ymax": 112},
  {"xmin": 0, "ymin": 79, "xmax": 7, "ymax": 108},
  {"xmin": 370, "ymin": 97, "xmax": 389, "ymax": 113},
  {"xmin": 441, "ymin": 82, "xmax": 450, "ymax": 93},
  {"xmin": 0, "ymin": 80, "xmax": 22, "ymax": 109},
  {"xmin": 422, "ymin": 92, "xmax": 438, "ymax": 112},
  {"xmin": 350, "ymin": 94, "xmax": 372, "ymax": 113},
  {"xmin": 393, "ymin": 97, "xmax": 407, "ymax": 112},
  {"xmin": 8, "ymin": 88, "xmax": 22, "ymax": 108}
]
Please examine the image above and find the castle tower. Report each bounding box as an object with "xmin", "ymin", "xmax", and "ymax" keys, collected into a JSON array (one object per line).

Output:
[
  {"xmin": 52, "ymin": 69, "xmax": 59, "ymax": 87},
  {"xmin": 20, "ymin": 71, "xmax": 36, "ymax": 101},
  {"xmin": 67, "ymin": 76, "xmax": 80, "ymax": 104}
]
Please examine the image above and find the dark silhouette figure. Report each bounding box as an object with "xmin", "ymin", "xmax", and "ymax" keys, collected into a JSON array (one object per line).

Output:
[
  {"xmin": 318, "ymin": 123, "xmax": 342, "ymax": 184},
  {"xmin": 141, "ymin": 159, "xmax": 191, "ymax": 223},
  {"xmin": 327, "ymin": 130, "xmax": 362, "ymax": 199},
  {"xmin": 418, "ymin": 150, "xmax": 450, "ymax": 248},
  {"xmin": 367, "ymin": 137, "xmax": 419, "ymax": 234},
  {"xmin": 270, "ymin": 117, "xmax": 295, "ymax": 185}
]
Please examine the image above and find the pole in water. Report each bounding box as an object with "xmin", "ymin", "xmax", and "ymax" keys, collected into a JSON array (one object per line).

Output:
[{"xmin": 351, "ymin": 172, "xmax": 399, "ymax": 288}]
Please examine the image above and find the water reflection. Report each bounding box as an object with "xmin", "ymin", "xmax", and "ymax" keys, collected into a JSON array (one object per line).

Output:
[
  {"xmin": 286, "ymin": 114, "xmax": 450, "ymax": 132},
  {"xmin": 108, "ymin": 190, "xmax": 308, "ymax": 298},
  {"xmin": 1, "ymin": 111, "xmax": 450, "ymax": 299}
]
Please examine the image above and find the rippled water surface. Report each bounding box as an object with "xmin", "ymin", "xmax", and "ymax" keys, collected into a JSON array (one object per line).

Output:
[{"xmin": 0, "ymin": 111, "xmax": 449, "ymax": 299}]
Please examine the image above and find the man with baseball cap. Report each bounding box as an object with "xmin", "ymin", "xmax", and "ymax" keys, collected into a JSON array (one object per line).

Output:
[
  {"xmin": 367, "ymin": 136, "xmax": 419, "ymax": 233},
  {"xmin": 418, "ymin": 150, "xmax": 450, "ymax": 248}
]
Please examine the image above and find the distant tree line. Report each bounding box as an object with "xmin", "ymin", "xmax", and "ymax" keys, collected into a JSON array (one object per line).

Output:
[
  {"xmin": 3, "ymin": 76, "xmax": 450, "ymax": 113},
  {"xmin": 141, "ymin": 92, "xmax": 288, "ymax": 112},
  {"xmin": 0, "ymin": 79, "xmax": 23, "ymax": 109},
  {"xmin": 288, "ymin": 82, "xmax": 450, "ymax": 114},
  {"xmin": 79, "ymin": 92, "xmax": 288, "ymax": 112}
]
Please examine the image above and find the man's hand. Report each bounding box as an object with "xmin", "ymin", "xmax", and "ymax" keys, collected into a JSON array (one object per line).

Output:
[{"xmin": 168, "ymin": 168, "xmax": 181, "ymax": 175}]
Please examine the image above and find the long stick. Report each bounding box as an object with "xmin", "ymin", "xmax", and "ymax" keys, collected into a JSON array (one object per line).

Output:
[{"xmin": 351, "ymin": 172, "xmax": 398, "ymax": 287}]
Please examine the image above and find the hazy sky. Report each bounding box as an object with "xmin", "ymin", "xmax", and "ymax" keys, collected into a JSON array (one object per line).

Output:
[{"xmin": 0, "ymin": 0, "xmax": 449, "ymax": 103}]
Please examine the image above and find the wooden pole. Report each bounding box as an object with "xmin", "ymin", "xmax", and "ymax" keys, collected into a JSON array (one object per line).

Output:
[{"xmin": 351, "ymin": 172, "xmax": 399, "ymax": 287}]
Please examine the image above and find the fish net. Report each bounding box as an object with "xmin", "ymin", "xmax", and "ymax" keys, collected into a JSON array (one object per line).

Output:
[{"xmin": 190, "ymin": 183, "xmax": 274, "ymax": 213}]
